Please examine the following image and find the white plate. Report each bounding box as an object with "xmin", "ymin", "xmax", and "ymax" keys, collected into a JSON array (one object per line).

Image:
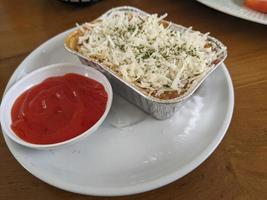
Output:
[
  {"xmin": 197, "ymin": 0, "xmax": 267, "ymax": 25},
  {"xmin": 2, "ymin": 29, "xmax": 234, "ymax": 196}
]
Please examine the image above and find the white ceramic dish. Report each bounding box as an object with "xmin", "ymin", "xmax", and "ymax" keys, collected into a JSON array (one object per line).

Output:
[
  {"xmin": 197, "ymin": 0, "xmax": 267, "ymax": 25},
  {"xmin": 1, "ymin": 29, "xmax": 234, "ymax": 196},
  {"xmin": 0, "ymin": 63, "xmax": 113, "ymax": 149}
]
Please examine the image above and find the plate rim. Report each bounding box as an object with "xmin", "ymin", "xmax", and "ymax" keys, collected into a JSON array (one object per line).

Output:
[
  {"xmin": 2, "ymin": 29, "xmax": 234, "ymax": 196},
  {"xmin": 196, "ymin": 0, "xmax": 267, "ymax": 25}
]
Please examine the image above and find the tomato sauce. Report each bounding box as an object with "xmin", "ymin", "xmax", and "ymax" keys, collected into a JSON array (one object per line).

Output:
[{"xmin": 11, "ymin": 73, "xmax": 108, "ymax": 144}]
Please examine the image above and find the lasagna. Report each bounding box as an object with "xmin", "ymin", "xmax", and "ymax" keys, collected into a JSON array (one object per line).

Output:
[{"xmin": 75, "ymin": 11, "xmax": 219, "ymax": 99}]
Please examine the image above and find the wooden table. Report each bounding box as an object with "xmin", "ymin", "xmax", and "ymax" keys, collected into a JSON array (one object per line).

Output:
[{"xmin": 0, "ymin": 0, "xmax": 267, "ymax": 199}]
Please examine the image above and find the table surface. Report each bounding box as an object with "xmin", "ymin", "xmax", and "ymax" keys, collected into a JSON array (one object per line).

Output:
[{"xmin": 0, "ymin": 0, "xmax": 267, "ymax": 199}]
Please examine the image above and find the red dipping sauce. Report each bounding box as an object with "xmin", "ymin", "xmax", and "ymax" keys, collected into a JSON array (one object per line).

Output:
[{"xmin": 11, "ymin": 73, "xmax": 108, "ymax": 144}]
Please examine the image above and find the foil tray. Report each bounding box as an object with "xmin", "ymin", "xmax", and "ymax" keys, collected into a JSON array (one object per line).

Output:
[{"xmin": 64, "ymin": 6, "xmax": 227, "ymax": 120}]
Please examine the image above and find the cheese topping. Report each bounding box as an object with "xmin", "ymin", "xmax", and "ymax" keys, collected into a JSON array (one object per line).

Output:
[{"xmin": 77, "ymin": 11, "xmax": 218, "ymax": 97}]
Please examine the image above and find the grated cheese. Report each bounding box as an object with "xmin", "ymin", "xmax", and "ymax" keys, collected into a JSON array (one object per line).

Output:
[{"xmin": 77, "ymin": 11, "xmax": 218, "ymax": 97}]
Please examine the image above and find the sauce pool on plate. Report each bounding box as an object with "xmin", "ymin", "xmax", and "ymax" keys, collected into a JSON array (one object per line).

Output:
[{"xmin": 11, "ymin": 73, "xmax": 108, "ymax": 144}]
